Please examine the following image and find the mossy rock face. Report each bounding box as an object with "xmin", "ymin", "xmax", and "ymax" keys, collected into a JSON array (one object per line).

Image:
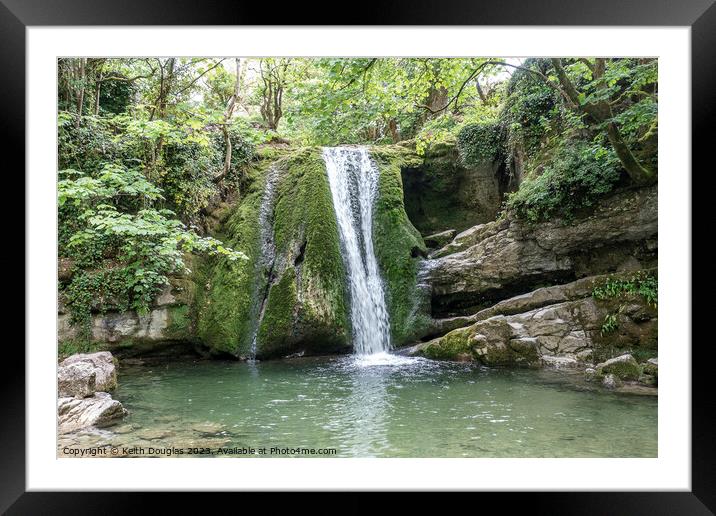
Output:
[
  {"xmin": 164, "ymin": 305, "xmax": 192, "ymax": 340},
  {"xmin": 194, "ymin": 173, "xmax": 264, "ymax": 356},
  {"xmin": 419, "ymin": 327, "xmax": 473, "ymax": 361},
  {"xmin": 371, "ymin": 148, "xmax": 431, "ymax": 347},
  {"xmin": 196, "ymin": 148, "xmax": 350, "ymax": 358},
  {"xmin": 399, "ymin": 142, "xmax": 503, "ymax": 235}
]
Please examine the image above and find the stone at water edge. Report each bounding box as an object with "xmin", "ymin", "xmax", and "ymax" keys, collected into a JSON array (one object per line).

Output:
[
  {"xmin": 60, "ymin": 351, "xmax": 118, "ymax": 393},
  {"xmin": 58, "ymin": 392, "xmax": 127, "ymax": 434},
  {"xmin": 58, "ymin": 351, "xmax": 126, "ymax": 433},
  {"xmin": 602, "ymin": 374, "xmax": 622, "ymax": 390},
  {"xmin": 595, "ymin": 353, "xmax": 642, "ymax": 381},
  {"xmin": 58, "ymin": 362, "xmax": 98, "ymax": 398}
]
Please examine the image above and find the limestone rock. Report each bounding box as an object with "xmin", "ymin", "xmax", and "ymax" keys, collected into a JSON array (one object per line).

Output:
[
  {"xmin": 60, "ymin": 352, "xmax": 117, "ymax": 393},
  {"xmin": 58, "ymin": 362, "xmax": 97, "ymax": 398},
  {"xmin": 413, "ymin": 276, "xmax": 656, "ymax": 368},
  {"xmin": 58, "ymin": 393, "xmax": 127, "ymax": 434},
  {"xmin": 602, "ymin": 373, "xmax": 622, "ymax": 390},
  {"xmin": 541, "ymin": 355, "xmax": 579, "ymax": 369},
  {"xmin": 427, "ymin": 186, "xmax": 657, "ymax": 315}
]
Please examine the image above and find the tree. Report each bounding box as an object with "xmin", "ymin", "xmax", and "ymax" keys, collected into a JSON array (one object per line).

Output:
[
  {"xmin": 258, "ymin": 58, "xmax": 291, "ymax": 130},
  {"xmin": 549, "ymin": 58, "xmax": 656, "ymax": 184}
]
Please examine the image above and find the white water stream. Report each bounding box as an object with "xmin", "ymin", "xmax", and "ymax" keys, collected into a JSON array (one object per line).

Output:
[{"xmin": 323, "ymin": 147, "xmax": 391, "ymax": 355}]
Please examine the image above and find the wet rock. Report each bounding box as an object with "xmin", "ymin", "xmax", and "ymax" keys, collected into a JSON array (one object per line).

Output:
[
  {"xmin": 191, "ymin": 421, "xmax": 226, "ymax": 436},
  {"xmin": 642, "ymin": 357, "xmax": 658, "ymax": 379},
  {"xmin": 416, "ymin": 317, "xmax": 540, "ymax": 367},
  {"xmin": 135, "ymin": 428, "xmax": 174, "ymax": 441},
  {"xmin": 541, "ymin": 355, "xmax": 579, "ymax": 369},
  {"xmin": 58, "ymin": 393, "xmax": 127, "ymax": 434}
]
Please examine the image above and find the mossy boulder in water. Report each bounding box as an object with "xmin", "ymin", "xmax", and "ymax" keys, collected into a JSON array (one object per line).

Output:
[
  {"xmin": 195, "ymin": 149, "xmax": 350, "ymax": 358},
  {"xmin": 196, "ymin": 146, "xmax": 429, "ymax": 357}
]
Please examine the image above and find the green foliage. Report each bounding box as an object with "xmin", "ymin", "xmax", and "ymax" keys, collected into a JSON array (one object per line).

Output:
[
  {"xmin": 593, "ymin": 271, "xmax": 658, "ymax": 336},
  {"xmin": 592, "ymin": 271, "xmax": 658, "ymax": 307},
  {"xmin": 59, "ymin": 339, "xmax": 104, "ymax": 360},
  {"xmin": 502, "ymin": 62, "xmax": 558, "ymax": 158},
  {"xmin": 59, "ymin": 161, "xmax": 246, "ymax": 340},
  {"xmin": 457, "ymin": 121, "xmax": 503, "ymax": 166},
  {"xmin": 505, "ymin": 141, "xmax": 621, "ymax": 222},
  {"xmin": 600, "ymin": 311, "xmax": 621, "ymax": 336},
  {"xmin": 99, "ymin": 74, "xmax": 135, "ymax": 114}
]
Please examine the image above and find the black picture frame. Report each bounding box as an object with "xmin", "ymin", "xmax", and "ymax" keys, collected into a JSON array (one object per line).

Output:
[{"xmin": 5, "ymin": 0, "xmax": 709, "ymax": 511}]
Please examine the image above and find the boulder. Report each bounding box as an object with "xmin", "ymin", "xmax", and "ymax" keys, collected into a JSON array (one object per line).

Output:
[
  {"xmin": 541, "ymin": 355, "xmax": 579, "ymax": 369},
  {"xmin": 595, "ymin": 354, "xmax": 642, "ymax": 381},
  {"xmin": 58, "ymin": 362, "xmax": 97, "ymax": 398},
  {"xmin": 60, "ymin": 351, "xmax": 117, "ymax": 393},
  {"xmin": 426, "ymin": 186, "xmax": 657, "ymax": 316},
  {"xmin": 415, "ymin": 316, "xmax": 541, "ymax": 367},
  {"xmin": 412, "ymin": 275, "xmax": 657, "ymax": 368},
  {"xmin": 58, "ymin": 392, "xmax": 127, "ymax": 434}
]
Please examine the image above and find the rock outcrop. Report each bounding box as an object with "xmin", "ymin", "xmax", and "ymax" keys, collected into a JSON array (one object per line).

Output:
[
  {"xmin": 58, "ymin": 393, "xmax": 127, "ymax": 434},
  {"xmin": 409, "ymin": 271, "xmax": 657, "ymax": 374},
  {"xmin": 426, "ymin": 186, "xmax": 657, "ymax": 317},
  {"xmin": 400, "ymin": 141, "xmax": 506, "ymax": 235},
  {"xmin": 58, "ymin": 280, "xmax": 196, "ymax": 356},
  {"xmin": 57, "ymin": 352, "xmax": 126, "ymax": 434},
  {"xmin": 58, "ymin": 351, "xmax": 117, "ymax": 397}
]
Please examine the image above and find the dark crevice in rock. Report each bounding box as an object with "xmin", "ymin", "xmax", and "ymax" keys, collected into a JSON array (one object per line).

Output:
[{"xmin": 430, "ymin": 271, "xmax": 577, "ymax": 318}]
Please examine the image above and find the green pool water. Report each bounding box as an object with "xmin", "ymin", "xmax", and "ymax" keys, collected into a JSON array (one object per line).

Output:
[{"xmin": 59, "ymin": 354, "xmax": 657, "ymax": 458}]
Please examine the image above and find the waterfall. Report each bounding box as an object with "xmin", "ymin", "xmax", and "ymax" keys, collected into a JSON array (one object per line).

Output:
[
  {"xmin": 323, "ymin": 147, "xmax": 391, "ymax": 355},
  {"xmin": 249, "ymin": 166, "xmax": 280, "ymax": 359}
]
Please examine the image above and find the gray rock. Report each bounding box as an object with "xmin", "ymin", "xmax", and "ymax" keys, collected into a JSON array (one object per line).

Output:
[
  {"xmin": 595, "ymin": 354, "xmax": 641, "ymax": 381},
  {"xmin": 61, "ymin": 352, "xmax": 117, "ymax": 393},
  {"xmin": 58, "ymin": 392, "xmax": 127, "ymax": 434},
  {"xmin": 427, "ymin": 187, "xmax": 657, "ymax": 310},
  {"xmin": 602, "ymin": 373, "xmax": 622, "ymax": 389},
  {"xmin": 541, "ymin": 355, "xmax": 579, "ymax": 369},
  {"xmin": 58, "ymin": 362, "xmax": 97, "ymax": 398}
]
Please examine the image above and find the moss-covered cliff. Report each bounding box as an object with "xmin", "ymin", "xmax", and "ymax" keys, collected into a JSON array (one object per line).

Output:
[
  {"xmin": 194, "ymin": 145, "xmax": 429, "ymax": 357},
  {"xmin": 195, "ymin": 148, "xmax": 350, "ymax": 358},
  {"xmin": 371, "ymin": 146, "xmax": 430, "ymax": 346}
]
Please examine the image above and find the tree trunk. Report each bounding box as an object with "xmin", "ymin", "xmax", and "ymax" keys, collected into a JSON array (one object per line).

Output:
[
  {"xmin": 94, "ymin": 72, "xmax": 103, "ymax": 115},
  {"xmin": 387, "ymin": 118, "xmax": 400, "ymax": 143},
  {"xmin": 218, "ymin": 58, "xmax": 242, "ymax": 181},
  {"xmin": 550, "ymin": 58, "xmax": 655, "ymax": 185},
  {"xmin": 75, "ymin": 58, "xmax": 86, "ymax": 128}
]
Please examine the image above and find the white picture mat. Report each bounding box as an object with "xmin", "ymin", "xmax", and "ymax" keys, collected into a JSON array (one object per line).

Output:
[{"xmin": 27, "ymin": 26, "xmax": 690, "ymax": 491}]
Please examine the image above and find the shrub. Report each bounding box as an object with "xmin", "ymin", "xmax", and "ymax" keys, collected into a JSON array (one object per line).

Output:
[
  {"xmin": 457, "ymin": 121, "xmax": 503, "ymax": 167},
  {"xmin": 505, "ymin": 140, "xmax": 621, "ymax": 222}
]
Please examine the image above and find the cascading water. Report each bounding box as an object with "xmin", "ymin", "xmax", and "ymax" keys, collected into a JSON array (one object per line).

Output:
[
  {"xmin": 248, "ymin": 166, "xmax": 280, "ymax": 360},
  {"xmin": 323, "ymin": 147, "xmax": 391, "ymax": 356}
]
